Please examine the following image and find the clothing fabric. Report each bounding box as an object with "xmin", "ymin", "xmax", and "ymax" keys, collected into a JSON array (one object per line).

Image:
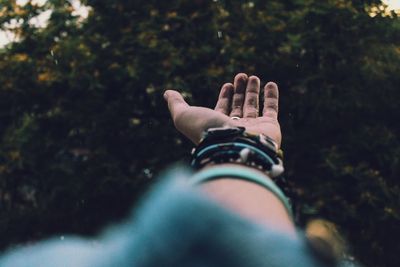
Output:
[{"xmin": 0, "ymin": 169, "xmax": 325, "ymax": 267}]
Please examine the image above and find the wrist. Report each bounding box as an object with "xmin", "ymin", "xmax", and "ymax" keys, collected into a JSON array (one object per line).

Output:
[
  {"xmin": 190, "ymin": 163, "xmax": 293, "ymax": 220},
  {"xmin": 202, "ymin": 163, "xmax": 271, "ymax": 179},
  {"xmin": 189, "ymin": 126, "xmax": 294, "ymax": 219},
  {"xmin": 191, "ymin": 126, "xmax": 284, "ymax": 178}
]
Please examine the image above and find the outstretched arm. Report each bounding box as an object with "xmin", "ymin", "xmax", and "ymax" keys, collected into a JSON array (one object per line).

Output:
[{"xmin": 164, "ymin": 73, "xmax": 296, "ymax": 236}]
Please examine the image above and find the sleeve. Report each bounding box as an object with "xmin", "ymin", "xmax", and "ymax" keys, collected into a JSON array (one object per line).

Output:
[{"xmin": 0, "ymin": 168, "xmax": 327, "ymax": 267}]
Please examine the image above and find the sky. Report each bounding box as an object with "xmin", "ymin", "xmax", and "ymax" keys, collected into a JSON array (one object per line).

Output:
[
  {"xmin": 0, "ymin": 0, "xmax": 89, "ymax": 47},
  {"xmin": 385, "ymin": 0, "xmax": 400, "ymax": 10},
  {"xmin": 1, "ymin": 0, "xmax": 400, "ymax": 48}
]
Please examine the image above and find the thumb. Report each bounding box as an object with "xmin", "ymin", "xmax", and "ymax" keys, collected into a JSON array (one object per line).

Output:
[{"xmin": 163, "ymin": 90, "xmax": 189, "ymax": 120}]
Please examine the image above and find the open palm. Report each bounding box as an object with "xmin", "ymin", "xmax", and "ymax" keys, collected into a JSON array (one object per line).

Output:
[{"xmin": 164, "ymin": 73, "xmax": 281, "ymax": 148}]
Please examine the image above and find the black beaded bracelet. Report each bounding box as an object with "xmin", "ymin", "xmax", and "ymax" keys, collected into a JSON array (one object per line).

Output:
[
  {"xmin": 190, "ymin": 126, "xmax": 297, "ymax": 220},
  {"xmin": 191, "ymin": 127, "xmax": 284, "ymax": 178}
]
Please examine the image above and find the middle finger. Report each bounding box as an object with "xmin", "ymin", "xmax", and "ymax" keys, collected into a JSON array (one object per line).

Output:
[{"xmin": 230, "ymin": 73, "xmax": 248, "ymax": 117}]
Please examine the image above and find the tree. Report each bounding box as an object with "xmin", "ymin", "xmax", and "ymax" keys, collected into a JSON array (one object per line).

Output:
[{"xmin": 0, "ymin": 1, "xmax": 399, "ymax": 266}]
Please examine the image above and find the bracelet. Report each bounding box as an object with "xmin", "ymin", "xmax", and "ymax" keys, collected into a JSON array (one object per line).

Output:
[
  {"xmin": 189, "ymin": 127, "xmax": 296, "ymax": 220},
  {"xmin": 190, "ymin": 165, "xmax": 293, "ymax": 220},
  {"xmin": 190, "ymin": 127, "xmax": 284, "ymax": 178}
]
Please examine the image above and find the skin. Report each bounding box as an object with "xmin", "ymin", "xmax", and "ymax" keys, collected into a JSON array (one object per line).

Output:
[
  {"xmin": 164, "ymin": 73, "xmax": 296, "ymax": 236},
  {"xmin": 164, "ymin": 73, "xmax": 281, "ymax": 146}
]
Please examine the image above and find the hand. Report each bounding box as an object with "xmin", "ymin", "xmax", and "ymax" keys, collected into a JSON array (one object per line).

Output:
[{"xmin": 164, "ymin": 73, "xmax": 281, "ymax": 147}]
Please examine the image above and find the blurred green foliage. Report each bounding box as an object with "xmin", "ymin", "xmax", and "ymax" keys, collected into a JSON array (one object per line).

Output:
[{"xmin": 0, "ymin": 0, "xmax": 399, "ymax": 266}]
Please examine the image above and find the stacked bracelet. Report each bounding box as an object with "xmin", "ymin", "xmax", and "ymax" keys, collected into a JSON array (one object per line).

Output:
[
  {"xmin": 191, "ymin": 127, "xmax": 284, "ymax": 178},
  {"xmin": 190, "ymin": 126, "xmax": 295, "ymax": 218}
]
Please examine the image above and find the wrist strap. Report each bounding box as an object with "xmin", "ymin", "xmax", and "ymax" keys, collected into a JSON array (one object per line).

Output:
[
  {"xmin": 190, "ymin": 165, "xmax": 293, "ymax": 220},
  {"xmin": 191, "ymin": 127, "xmax": 284, "ymax": 178}
]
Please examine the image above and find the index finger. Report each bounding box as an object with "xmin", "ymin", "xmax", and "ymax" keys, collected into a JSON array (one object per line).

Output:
[{"xmin": 262, "ymin": 82, "xmax": 279, "ymax": 119}]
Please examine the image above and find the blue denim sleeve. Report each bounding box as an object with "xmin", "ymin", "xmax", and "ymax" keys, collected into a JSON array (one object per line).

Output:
[{"xmin": 0, "ymin": 169, "xmax": 324, "ymax": 267}]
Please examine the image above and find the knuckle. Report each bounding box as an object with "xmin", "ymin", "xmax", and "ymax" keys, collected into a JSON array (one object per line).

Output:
[
  {"xmin": 230, "ymin": 109, "xmax": 242, "ymax": 117},
  {"xmin": 265, "ymin": 99, "xmax": 278, "ymax": 109},
  {"xmin": 246, "ymin": 100, "xmax": 258, "ymax": 109},
  {"xmin": 232, "ymin": 95, "xmax": 244, "ymax": 106},
  {"xmin": 266, "ymin": 103, "xmax": 278, "ymax": 110},
  {"xmin": 246, "ymin": 92, "xmax": 259, "ymax": 103},
  {"xmin": 245, "ymin": 109, "xmax": 258, "ymax": 117}
]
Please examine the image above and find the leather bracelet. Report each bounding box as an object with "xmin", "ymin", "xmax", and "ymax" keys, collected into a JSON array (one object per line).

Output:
[
  {"xmin": 190, "ymin": 127, "xmax": 284, "ymax": 178},
  {"xmin": 190, "ymin": 126, "xmax": 297, "ymax": 220}
]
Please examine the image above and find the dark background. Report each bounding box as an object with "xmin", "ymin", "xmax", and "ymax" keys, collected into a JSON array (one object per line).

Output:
[{"xmin": 0, "ymin": 1, "xmax": 399, "ymax": 267}]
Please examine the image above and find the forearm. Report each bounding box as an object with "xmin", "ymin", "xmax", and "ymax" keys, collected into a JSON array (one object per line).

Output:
[
  {"xmin": 165, "ymin": 74, "xmax": 295, "ymax": 236},
  {"xmin": 198, "ymin": 164, "xmax": 297, "ymax": 237}
]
